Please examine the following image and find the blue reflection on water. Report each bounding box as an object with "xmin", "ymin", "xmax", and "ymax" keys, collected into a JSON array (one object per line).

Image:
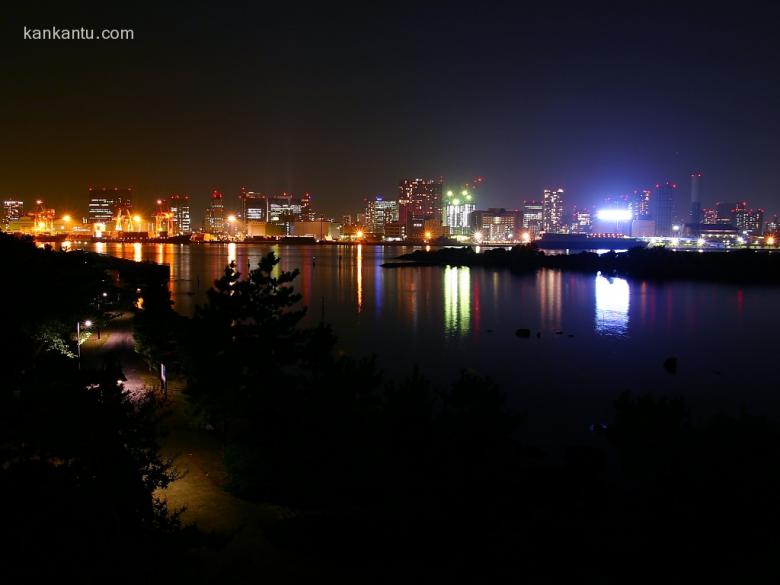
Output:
[{"xmin": 595, "ymin": 272, "xmax": 630, "ymax": 337}]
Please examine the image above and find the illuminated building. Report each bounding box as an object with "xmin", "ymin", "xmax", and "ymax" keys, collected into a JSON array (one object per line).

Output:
[
  {"xmin": 652, "ymin": 181, "xmax": 676, "ymax": 236},
  {"xmin": 240, "ymin": 191, "xmax": 267, "ymax": 221},
  {"xmin": 521, "ymin": 200, "xmax": 543, "ymax": 238},
  {"xmin": 472, "ymin": 208, "xmax": 520, "ymax": 242},
  {"xmin": 342, "ymin": 214, "xmax": 353, "ymax": 226},
  {"xmin": 205, "ymin": 190, "xmax": 225, "ymax": 233},
  {"xmin": 736, "ymin": 206, "xmax": 764, "ymax": 236},
  {"xmin": 2, "ymin": 200, "xmax": 24, "ymax": 227},
  {"xmin": 398, "ymin": 177, "xmax": 444, "ymax": 236},
  {"xmin": 300, "ymin": 193, "xmax": 314, "ymax": 221},
  {"xmin": 632, "ymin": 189, "xmax": 652, "ymax": 219},
  {"xmin": 383, "ymin": 221, "xmax": 406, "ymax": 240},
  {"xmin": 443, "ymin": 188, "xmax": 475, "ymax": 236},
  {"xmin": 701, "ymin": 208, "xmax": 718, "ymax": 224},
  {"xmin": 572, "ymin": 209, "xmax": 592, "ymax": 233},
  {"xmin": 364, "ymin": 195, "xmax": 399, "ymax": 236},
  {"xmin": 88, "ymin": 187, "xmax": 132, "ymax": 223},
  {"xmin": 168, "ymin": 194, "xmax": 191, "ymax": 234},
  {"xmin": 542, "ymin": 188, "xmax": 564, "ymax": 233}
]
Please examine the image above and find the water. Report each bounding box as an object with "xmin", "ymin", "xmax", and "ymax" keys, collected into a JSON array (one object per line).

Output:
[{"xmin": 79, "ymin": 242, "xmax": 780, "ymax": 444}]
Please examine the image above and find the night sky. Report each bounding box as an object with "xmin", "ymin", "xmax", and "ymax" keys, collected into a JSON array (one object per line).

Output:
[{"xmin": 3, "ymin": 1, "xmax": 779, "ymax": 220}]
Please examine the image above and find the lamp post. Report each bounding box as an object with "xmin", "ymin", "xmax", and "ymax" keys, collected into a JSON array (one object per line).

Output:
[{"xmin": 76, "ymin": 319, "xmax": 92, "ymax": 369}]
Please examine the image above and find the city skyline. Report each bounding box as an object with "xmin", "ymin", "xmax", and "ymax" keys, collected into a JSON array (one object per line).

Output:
[{"xmin": 3, "ymin": 3, "xmax": 780, "ymax": 218}]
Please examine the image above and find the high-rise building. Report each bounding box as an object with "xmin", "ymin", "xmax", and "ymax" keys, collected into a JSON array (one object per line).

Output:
[
  {"xmin": 522, "ymin": 200, "xmax": 544, "ymax": 238},
  {"xmin": 88, "ymin": 187, "xmax": 132, "ymax": 223},
  {"xmin": 573, "ymin": 209, "xmax": 592, "ymax": 234},
  {"xmin": 716, "ymin": 202, "xmax": 736, "ymax": 225},
  {"xmin": 398, "ymin": 177, "xmax": 444, "ymax": 232},
  {"xmin": 542, "ymin": 188, "xmax": 565, "ymax": 233},
  {"xmin": 241, "ymin": 191, "xmax": 267, "ymax": 222},
  {"xmin": 2, "ymin": 200, "xmax": 24, "ymax": 227},
  {"xmin": 364, "ymin": 195, "xmax": 399, "ymax": 236},
  {"xmin": 701, "ymin": 208, "xmax": 718, "ymax": 224},
  {"xmin": 443, "ymin": 188, "xmax": 475, "ymax": 236},
  {"xmin": 168, "ymin": 194, "xmax": 191, "ymax": 234},
  {"xmin": 205, "ymin": 190, "xmax": 225, "ymax": 233},
  {"xmin": 734, "ymin": 202, "xmax": 763, "ymax": 235},
  {"xmin": 300, "ymin": 193, "xmax": 314, "ymax": 221},
  {"xmin": 652, "ymin": 182, "xmax": 676, "ymax": 236},
  {"xmin": 690, "ymin": 172, "xmax": 703, "ymax": 224},
  {"xmin": 631, "ymin": 189, "xmax": 652, "ymax": 219}
]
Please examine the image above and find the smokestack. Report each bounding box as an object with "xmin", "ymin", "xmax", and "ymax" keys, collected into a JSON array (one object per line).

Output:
[{"xmin": 690, "ymin": 172, "xmax": 702, "ymax": 224}]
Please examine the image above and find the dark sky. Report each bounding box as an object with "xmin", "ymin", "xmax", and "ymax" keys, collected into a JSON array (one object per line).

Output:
[{"xmin": 2, "ymin": 1, "xmax": 779, "ymax": 221}]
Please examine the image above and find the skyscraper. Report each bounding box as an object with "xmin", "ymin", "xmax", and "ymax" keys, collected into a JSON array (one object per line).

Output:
[
  {"xmin": 522, "ymin": 200, "xmax": 544, "ymax": 238},
  {"xmin": 398, "ymin": 177, "xmax": 444, "ymax": 234},
  {"xmin": 632, "ymin": 189, "xmax": 652, "ymax": 219},
  {"xmin": 205, "ymin": 190, "xmax": 225, "ymax": 233},
  {"xmin": 168, "ymin": 194, "xmax": 191, "ymax": 234},
  {"xmin": 690, "ymin": 172, "xmax": 703, "ymax": 224},
  {"xmin": 542, "ymin": 188, "xmax": 564, "ymax": 233},
  {"xmin": 652, "ymin": 182, "xmax": 676, "ymax": 236},
  {"xmin": 364, "ymin": 195, "xmax": 399, "ymax": 236}
]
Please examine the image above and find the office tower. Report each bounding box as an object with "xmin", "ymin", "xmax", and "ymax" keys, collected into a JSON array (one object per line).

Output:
[
  {"xmin": 88, "ymin": 187, "xmax": 132, "ymax": 223},
  {"xmin": 364, "ymin": 195, "xmax": 399, "ymax": 236},
  {"xmin": 631, "ymin": 189, "xmax": 652, "ymax": 219},
  {"xmin": 690, "ymin": 172, "xmax": 703, "ymax": 223},
  {"xmin": 652, "ymin": 182, "xmax": 676, "ymax": 236},
  {"xmin": 701, "ymin": 208, "xmax": 717, "ymax": 224},
  {"xmin": 267, "ymin": 193, "xmax": 302, "ymax": 222},
  {"xmin": 241, "ymin": 191, "xmax": 267, "ymax": 222},
  {"xmin": 300, "ymin": 193, "xmax": 314, "ymax": 221},
  {"xmin": 2, "ymin": 200, "xmax": 24, "ymax": 227},
  {"xmin": 443, "ymin": 188, "xmax": 476, "ymax": 236},
  {"xmin": 522, "ymin": 200, "xmax": 544, "ymax": 238},
  {"xmin": 168, "ymin": 194, "xmax": 191, "ymax": 234},
  {"xmin": 398, "ymin": 177, "xmax": 444, "ymax": 231},
  {"xmin": 542, "ymin": 188, "xmax": 564, "ymax": 233},
  {"xmin": 342, "ymin": 214, "xmax": 353, "ymax": 226},
  {"xmin": 735, "ymin": 204, "xmax": 763, "ymax": 236},
  {"xmin": 206, "ymin": 190, "xmax": 225, "ymax": 233},
  {"xmin": 573, "ymin": 209, "xmax": 592, "ymax": 233},
  {"xmin": 733, "ymin": 202, "xmax": 749, "ymax": 232}
]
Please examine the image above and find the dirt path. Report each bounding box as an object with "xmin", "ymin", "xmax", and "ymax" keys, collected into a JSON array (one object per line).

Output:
[{"xmin": 80, "ymin": 314, "xmax": 310, "ymax": 582}]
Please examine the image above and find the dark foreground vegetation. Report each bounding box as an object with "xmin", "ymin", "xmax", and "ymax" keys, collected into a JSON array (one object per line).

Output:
[
  {"xmin": 0, "ymin": 234, "xmax": 198, "ymax": 583},
  {"xmin": 4, "ymin": 232, "xmax": 780, "ymax": 583},
  {"xmin": 388, "ymin": 244, "xmax": 780, "ymax": 283}
]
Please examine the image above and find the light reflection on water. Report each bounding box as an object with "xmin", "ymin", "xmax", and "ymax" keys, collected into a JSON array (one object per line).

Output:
[
  {"xmin": 595, "ymin": 273, "xmax": 630, "ymax": 337},
  {"xmin": 444, "ymin": 266, "xmax": 470, "ymax": 336},
  {"xmin": 76, "ymin": 242, "xmax": 780, "ymax": 429}
]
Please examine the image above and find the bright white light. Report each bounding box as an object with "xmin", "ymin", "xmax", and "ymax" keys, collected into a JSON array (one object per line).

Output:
[
  {"xmin": 697, "ymin": 238, "xmax": 706, "ymax": 247},
  {"xmin": 84, "ymin": 320, "xmax": 92, "ymax": 327},
  {"xmin": 596, "ymin": 209, "xmax": 632, "ymax": 221}
]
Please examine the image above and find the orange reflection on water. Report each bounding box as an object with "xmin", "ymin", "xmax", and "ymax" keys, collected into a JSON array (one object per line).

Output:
[
  {"xmin": 133, "ymin": 242, "xmax": 142, "ymax": 263},
  {"xmin": 356, "ymin": 244, "xmax": 363, "ymax": 312},
  {"xmin": 537, "ymin": 269, "xmax": 562, "ymax": 331}
]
